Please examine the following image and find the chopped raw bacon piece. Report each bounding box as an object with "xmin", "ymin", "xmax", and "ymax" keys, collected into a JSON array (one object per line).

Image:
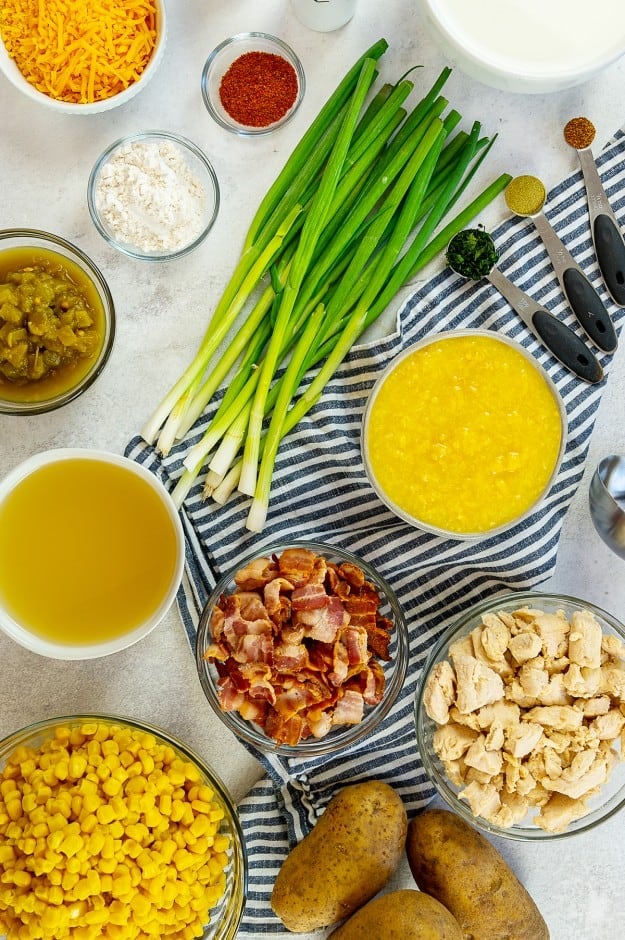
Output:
[
  {"xmin": 332, "ymin": 689, "xmax": 365, "ymax": 725},
  {"xmin": 204, "ymin": 547, "xmax": 395, "ymax": 745},
  {"xmin": 295, "ymin": 595, "xmax": 348, "ymax": 643},
  {"xmin": 278, "ymin": 547, "xmax": 317, "ymax": 586},
  {"xmin": 291, "ymin": 582, "xmax": 328, "ymax": 610},
  {"xmin": 234, "ymin": 555, "xmax": 278, "ymax": 589}
]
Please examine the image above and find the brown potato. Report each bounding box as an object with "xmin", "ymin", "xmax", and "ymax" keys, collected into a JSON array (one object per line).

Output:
[
  {"xmin": 328, "ymin": 889, "xmax": 464, "ymax": 939},
  {"xmin": 271, "ymin": 780, "xmax": 407, "ymax": 933},
  {"xmin": 406, "ymin": 809, "xmax": 549, "ymax": 940}
]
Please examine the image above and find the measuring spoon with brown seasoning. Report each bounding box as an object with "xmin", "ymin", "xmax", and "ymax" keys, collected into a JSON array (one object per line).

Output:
[
  {"xmin": 446, "ymin": 228, "xmax": 603, "ymax": 384},
  {"xmin": 564, "ymin": 117, "xmax": 625, "ymax": 308},
  {"xmin": 505, "ymin": 175, "xmax": 617, "ymax": 353}
]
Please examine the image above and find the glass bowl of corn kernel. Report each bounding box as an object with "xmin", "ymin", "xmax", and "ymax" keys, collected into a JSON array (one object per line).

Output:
[{"xmin": 0, "ymin": 714, "xmax": 247, "ymax": 940}]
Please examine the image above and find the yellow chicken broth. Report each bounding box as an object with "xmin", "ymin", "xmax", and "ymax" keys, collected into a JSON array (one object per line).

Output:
[
  {"xmin": 0, "ymin": 459, "xmax": 179, "ymax": 645},
  {"xmin": 365, "ymin": 335, "xmax": 563, "ymax": 534}
]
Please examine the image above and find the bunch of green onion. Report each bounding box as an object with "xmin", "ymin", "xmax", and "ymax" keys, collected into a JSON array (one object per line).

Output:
[{"xmin": 142, "ymin": 39, "xmax": 512, "ymax": 533}]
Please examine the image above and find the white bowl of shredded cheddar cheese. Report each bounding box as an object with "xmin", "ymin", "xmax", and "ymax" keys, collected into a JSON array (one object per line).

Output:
[{"xmin": 0, "ymin": 0, "xmax": 166, "ymax": 113}]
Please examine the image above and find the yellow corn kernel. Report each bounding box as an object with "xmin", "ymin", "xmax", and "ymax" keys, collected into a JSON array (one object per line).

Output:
[
  {"xmin": 111, "ymin": 875, "xmax": 132, "ymax": 898},
  {"xmin": 59, "ymin": 832, "xmax": 84, "ymax": 857},
  {"xmin": 48, "ymin": 885, "xmax": 65, "ymax": 906},
  {"xmin": 46, "ymin": 830, "xmax": 64, "ymax": 852},
  {"xmin": 12, "ymin": 870, "xmax": 31, "ymax": 888},
  {"xmin": 62, "ymin": 870, "xmax": 79, "ymax": 891},
  {"xmin": 80, "ymin": 813, "xmax": 98, "ymax": 835},
  {"xmin": 173, "ymin": 849, "xmax": 196, "ymax": 872},
  {"xmin": 96, "ymin": 803, "xmax": 116, "ymax": 826},
  {"xmin": 101, "ymin": 777, "xmax": 121, "ymax": 798},
  {"xmin": 212, "ymin": 834, "xmax": 229, "ymax": 854},
  {"xmin": 6, "ymin": 797, "xmax": 22, "ymax": 821},
  {"xmin": 101, "ymin": 739, "xmax": 119, "ymax": 757},
  {"xmin": 0, "ymin": 845, "xmax": 15, "ymax": 864}
]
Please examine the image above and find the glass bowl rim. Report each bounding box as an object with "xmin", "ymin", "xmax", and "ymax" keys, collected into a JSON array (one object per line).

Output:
[
  {"xmin": 0, "ymin": 711, "xmax": 248, "ymax": 939},
  {"xmin": 414, "ymin": 589, "xmax": 625, "ymax": 841},
  {"xmin": 0, "ymin": 228, "xmax": 115, "ymax": 415},
  {"xmin": 195, "ymin": 539, "xmax": 409, "ymax": 757},
  {"xmin": 87, "ymin": 130, "xmax": 221, "ymax": 261},
  {"xmin": 200, "ymin": 31, "xmax": 306, "ymax": 137},
  {"xmin": 361, "ymin": 328, "xmax": 568, "ymax": 541}
]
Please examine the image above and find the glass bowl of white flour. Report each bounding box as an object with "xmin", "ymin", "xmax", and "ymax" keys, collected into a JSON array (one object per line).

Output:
[{"xmin": 87, "ymin": 131, "xmax": 220, "ymax": 261}]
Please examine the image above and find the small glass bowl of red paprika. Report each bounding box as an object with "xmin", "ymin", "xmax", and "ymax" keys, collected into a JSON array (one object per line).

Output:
[{"xmin": 201, "ymin": 32, "xmax": 305, "ymax": 137}]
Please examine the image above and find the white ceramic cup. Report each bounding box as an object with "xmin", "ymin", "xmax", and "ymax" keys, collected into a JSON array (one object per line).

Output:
[{"xmin": 291, "ymin": 0, "xmax": 356, "ymax": 31}]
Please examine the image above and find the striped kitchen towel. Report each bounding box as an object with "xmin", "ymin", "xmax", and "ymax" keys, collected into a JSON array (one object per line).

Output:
[{"xmin": 126, "ymin": 127, "xmax": 625, "ymax": 934}]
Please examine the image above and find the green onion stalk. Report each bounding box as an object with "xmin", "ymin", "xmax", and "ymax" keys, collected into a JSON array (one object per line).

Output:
[{"xmin": 144, "ymin": 41, "xmax": 511, "ymax": 529}]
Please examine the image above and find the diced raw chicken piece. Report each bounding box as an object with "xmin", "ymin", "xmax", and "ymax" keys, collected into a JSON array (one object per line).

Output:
[
  {"xmin": 454, "ymin": 655, "xmax": 505, "ymax": 714},
  {"xmin": 464, "ymin": 735, "xmax": 503, "ymax": 776},
  {"xmin": 535, "ymin": 793, "xmax": 589, "ymax": 833},
  {"xmin": 519, "ymin": 664, "xmax": 549, "ymax": 698},
  {"xmin": 533, "ymin": 611, "xmax": 571, "ymax": 658},
  {"xmin": 477, "ymin": 700, "xmax": 521, "ymax": 730},
  {"xmin": 508, "ymin": 632, "xmax": 543, "ymax": 663},
  {"xmin": 433, "ymin": 722, "xmax": 478, "ymax": 762},
  {"xmin": 459, "ymin": 780, "xmax": 502, "ymax": 820},
  {"xmin": 480, "ymin": 613, "xmax": 511, "ymax": 660},
  {"xmin": 504, "ymin": 721, "xmax": 543, "ymax": 759},
  {"xmin": 563, "ymin": 664, "xmax": 601, "ymax": 698},
  {"xmin": 423, "ymin": 660, "xmax": 456, "ymax": 724},
  {"xmin": 543, "ymin": 755, "xmax": 608, "ymax": 800},
  {"xmin": 568, "ymin": 610, "xmax": 603, "ymax": 669},
  {"xmin": 589, "ymin": 709, "xmax": 625, "ymax": 740},
  {"xmin": 524, "ymin": 705, "xmax": 583, "ymax": 732},
  {"xmin": 599, "ymin": 664, "xmax": 625, "ymax": 700},
  {"xmin": 537, "ymin": 673, "xmax": 571, "ymax": 706}
]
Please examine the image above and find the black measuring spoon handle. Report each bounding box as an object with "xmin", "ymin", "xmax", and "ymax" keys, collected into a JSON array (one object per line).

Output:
[
  {"xmin": 532, "ymin": 310, "xmax": 603, "ymax": 384},
  {"xmin": 562, "ymin": 266, "xmax": 618, "ymax": 352},
  {"xmin": 593, "ymin": 213, "xmax": 625, "ymax": 308}
]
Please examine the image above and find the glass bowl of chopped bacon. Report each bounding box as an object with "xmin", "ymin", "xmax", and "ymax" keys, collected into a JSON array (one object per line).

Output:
[
  {"xmin": 195, "ymin": 541, "xmax": 409, "ymax": 757},
  {"xmin": 0, "ymin": 0, "xmax": 166, "ymax": 114}
]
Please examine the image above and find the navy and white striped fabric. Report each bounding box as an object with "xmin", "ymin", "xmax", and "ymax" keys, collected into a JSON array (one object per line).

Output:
[{"xmin": 126, "ymin": 129, "xmax": 625, "ymax": 934}]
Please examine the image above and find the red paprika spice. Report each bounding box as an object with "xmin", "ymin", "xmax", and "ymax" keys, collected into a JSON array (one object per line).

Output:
[{"xmin": 219, "ymin": 51, "xmax": 299, "ymax": 128}]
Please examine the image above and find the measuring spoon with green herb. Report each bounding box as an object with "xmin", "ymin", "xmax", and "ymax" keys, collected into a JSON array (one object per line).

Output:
[
  {"xmin": 446, "ymin": 228, "xmax": 603, "ymax": 384},
  {"xmin": 505, "ymin": 175, "xmax": 617, "ymax": 353}
]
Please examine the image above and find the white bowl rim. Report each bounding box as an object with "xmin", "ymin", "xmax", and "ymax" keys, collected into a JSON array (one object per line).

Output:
[
  {"xmin": 0, "ymin": 448, "xmax": 185, "ymax": 659},
  {"xmin": 361, "ymin": 329, "xmax": 568, "ymax": 541},
  {"xmin": 421, "ymin": 0, "xmax": 625, "ymax": 81},
  {"xmin": 87, "ymin": 130, "xmax": 221, "ymax": 261},
  {"xmin": 0, "ymin": 0, "xmax": 166, "ymax": 114}
]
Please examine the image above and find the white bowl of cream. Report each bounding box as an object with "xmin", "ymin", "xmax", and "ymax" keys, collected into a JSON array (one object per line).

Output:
[{"xmin": 420, "ymin": 0, "xmax": 625, "ymax": 93}]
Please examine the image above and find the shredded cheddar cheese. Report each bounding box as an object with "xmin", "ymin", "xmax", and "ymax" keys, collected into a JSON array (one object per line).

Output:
[{"xmin": 0, "ymin": 0, "xmax": 158, "ymax": 104}]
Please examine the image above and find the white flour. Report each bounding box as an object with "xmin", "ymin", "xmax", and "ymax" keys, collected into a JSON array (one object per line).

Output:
[{"xmin": 95, "ymin": 138, "xmax": 208, "ymax": 254}]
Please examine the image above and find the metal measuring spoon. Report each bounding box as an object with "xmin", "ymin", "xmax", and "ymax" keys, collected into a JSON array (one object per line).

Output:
[
  {"xmin": 589, "ymin": 455, "xmax": 625, "ymax": 559},
  {"xmin": 564, "ymin": 117, "xmax": 625, "ymax": 308},
  {"xmin": 505, "ymin": 175, "xmax": 617, "ymax": 353},
  {"xmin": 446, "ymin": 229, "xmax": 603, "ymax": 384}
]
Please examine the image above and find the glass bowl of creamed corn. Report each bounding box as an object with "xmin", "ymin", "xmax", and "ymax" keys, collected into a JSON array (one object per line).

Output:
[{"xmin": 0, "ymin": 714, "xmax": 247, "ymax": 939}]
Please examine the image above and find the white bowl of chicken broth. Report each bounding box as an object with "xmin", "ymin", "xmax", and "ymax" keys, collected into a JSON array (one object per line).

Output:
[{"xmin": 0, "ymin": 449, "xmax": 184, "ymax": 659}]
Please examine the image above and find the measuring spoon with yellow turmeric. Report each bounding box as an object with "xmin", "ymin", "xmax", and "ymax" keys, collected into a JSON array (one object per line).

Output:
[
  {"xmin": 505, "ymin": 175, "xmax": 617, "ymax": 353},
  {"xmin": 446, "ymin": 228, "xmax": 603, "ymax": 384}
]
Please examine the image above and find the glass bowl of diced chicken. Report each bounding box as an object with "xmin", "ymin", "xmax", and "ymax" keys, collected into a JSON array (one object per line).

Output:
[
  {"xmin": 195, "ymin": 541, "xmax": 409, "ymax": 757},
  {"xmin": 415, "ymin": 592, "xmax": 625, "ymax": 840}
]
